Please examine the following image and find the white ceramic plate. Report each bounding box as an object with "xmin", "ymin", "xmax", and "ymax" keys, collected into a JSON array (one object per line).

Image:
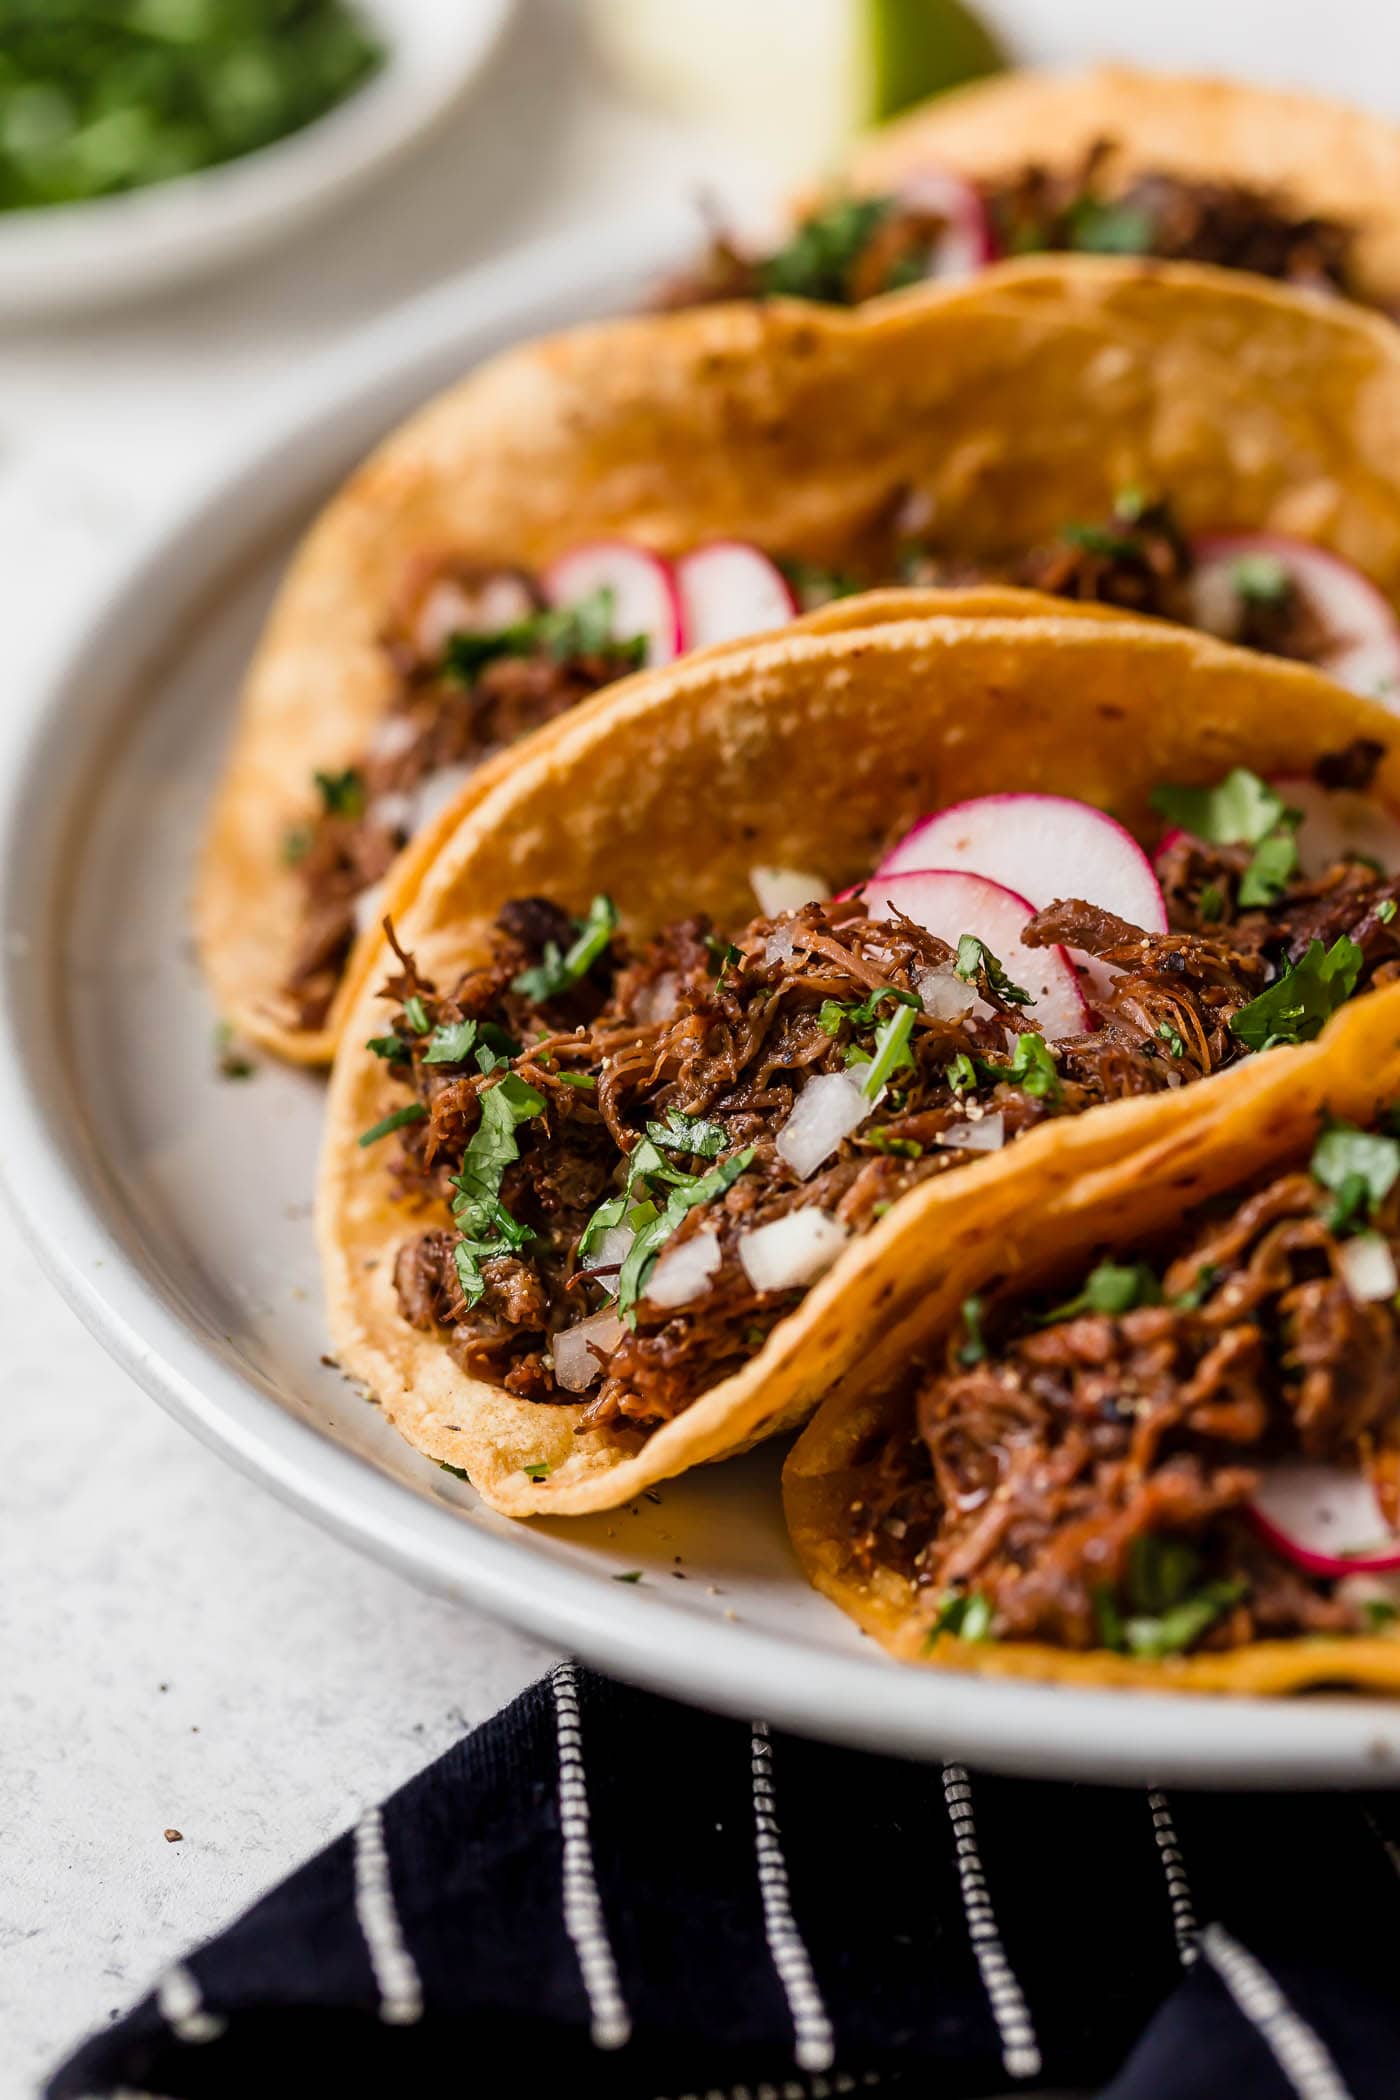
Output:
[
  {"xmin": 0, "ymin": 0, "xmax": 514, "ymax": 317},
  {"xmin": 2, "ymin": 214, "xmax": 1399, "ymax": 1788}
]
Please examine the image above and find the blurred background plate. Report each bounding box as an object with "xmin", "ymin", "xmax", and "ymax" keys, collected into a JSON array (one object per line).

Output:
[
  {"xmin": 3, "ymin": 219, "xmax": 1400, "ymax": 1786},
  {"xmin": 0, "ymin": 0, "xmax": 515, "ymax": 318}
]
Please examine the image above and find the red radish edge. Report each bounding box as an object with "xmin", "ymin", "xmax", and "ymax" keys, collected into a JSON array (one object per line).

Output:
[
  {"xmin": 896, "ymin": 168, "xmax": 999, "ymax": 278},
  {"xmin": 1189, "ymin": 532, "xmax": 1400, "ymax": 700},
  {"xmin": 542, "ymin": 541, "xmax": 684, "ymax": 666},
  {"xmin": 859, "ymin": 865, "xmax": 1092, "ymax": 1036},
  {"xmin": 1247, "ymin": 1506, "xmax": 1400, "ymax": 1579},
  {"xmin": 674, "ymin": 541, "xmax": 799, "ymax": 650}
]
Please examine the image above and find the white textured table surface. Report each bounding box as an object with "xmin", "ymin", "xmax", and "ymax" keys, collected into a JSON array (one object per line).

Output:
[{"xmin": 8, "ymin": 2, "xmax": 1400, "ymax": 2092}]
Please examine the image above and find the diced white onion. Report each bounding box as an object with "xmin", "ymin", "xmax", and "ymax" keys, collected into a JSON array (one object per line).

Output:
[
  {"xmin": 935, "ymin": 1110, "xmax": 1005, "ymax": 1154},
  {"xmin": 775, "ymin": 1069, "xmax": 874, "ymax": 1180},
  {"xmin": 633, "ymin": 970, "xmax": 679, "ymax": 1025},
  {"xmin": 738, "ymin": 1209, "xmax": 850, "ymax": 1294},
  {"xmin": 414, "ymin": 574, "xmax": 536, "ymax": 657},
  {"xmin": 1188, "ymin": 565, "xmax": 1245, "ymax": 641},
  {"xmin": 1338, "ymin": 1231, "xmax": 1398, "ymax": 1304},
  {"xmin": 645, "ymin": 1230, "xmax": 722, "ymax": 1309},
  {"xmin": 582, "ymin": 1225, "xmax": 635, "ymax": 1276},
  {"xmin": 552, "ymin": 1310, "xmax": 624, "ymax": 1392},
  {"xmin": 352, "ymin": 879, "xmax": 387, "ymax": 936},
  {"xmin": 916, "ymin": 965, "xmax": 976, "ymax": 1020},
  {"xmin": 369, "ymin": 712, "xmax": 419, "ymax": 761},
  {"xmin": 1337, "ymin": 1570, "xmax": 1400, "ymax": 1618},
  {"xmin": 368, "ymin": 791, "xmax": 416, "ymax": 836},
  {"xmin": 407, "ymin": 761, "xmax": 475, "ymax": 836},
  {"xmin": 750, "ymin": 865, "xmax": 830, "ymax": 917},
  {"xmin": 763, "ymin": 925, "xmax": 796, "ymax": 966}
]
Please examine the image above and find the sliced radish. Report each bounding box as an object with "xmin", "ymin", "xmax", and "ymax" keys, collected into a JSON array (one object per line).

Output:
[
  {"xmin": 543, "ymin": 542, "xmax": 683, "ymax": 667},
  {"xmin": 1248, "ymin": 1460, "xmax": 1400, "ymax": 1576},
  {"xmin": 1188, "ymin": 535, "xmax": 1400, "ymax": 703},
  {"xmin": 1271, "ymin": 775, "xmax": 1400, "ymax": 880},
  {"xmin": 896, "ymin": 168, "xmax": 999, "ymax": 282},
  {"xmin": 675, "ymin": 542, "xmax": 798, "ymax": 649},
  {"xmin": 860, "ymin": 868, "xmax": 1091, "ymax": 1039},
  {"xmin": 876, "ymin": 792, "xmax": 1166, "ymax": 1003}
]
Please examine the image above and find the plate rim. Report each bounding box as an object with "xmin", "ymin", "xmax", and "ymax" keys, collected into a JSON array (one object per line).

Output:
[{"xmin": 2, "ymin": 217, "xmax": 1399, "ymax": 1788}]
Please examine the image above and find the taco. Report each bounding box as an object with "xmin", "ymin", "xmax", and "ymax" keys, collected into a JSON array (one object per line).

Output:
[
  {"xmin": 317, "ymin": 612, "xmax": 1400, "ymax": 1518},
  {"xmin": 199, "ymin": 261, "xmax": 1400, "ymax": 1065},
  {"xmin": 783, "ymin": 993, "xmax": 1400, "ymax": 1695},
  {"xmin": 669, "ymin": 65, "xmax": 1400, "ymax": 315}
]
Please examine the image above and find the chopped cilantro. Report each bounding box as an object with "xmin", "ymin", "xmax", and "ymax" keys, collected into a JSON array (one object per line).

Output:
[
  {"xmin": 445, "ymin": 587, "xmax": 646, "ymax": 681},
  {"xmin": 448, "ymin": 1076, "xmax": 546, "ymax": 1305},
  {"xmin": 1310, "ymin": 1120, "xmax": 1400, "ymax": 1233},
  {"xmin": 1066, "ymin": 197, "xmax": 1155, "ymax": 255},
  {"xmin": 1231, "ymin": 553, "xmax": 1291, "ymax": 604},
  {"xmin": 1237, "ymin": 828, "xmax": 1299, "ymax": 909},
  {"xmin": 438, "ymin": 1461, "xmax": 470, "ymax": 1481},
  {"xmin": 1156, "ymin": 1022, "xmax": 1185, "ymax": 1060},
  {"xmin": 402, "ymin": 993, "xmax": 431, "ymax": 1035},
  {"xmin": 956, "ymin": 1295, "xmax": 986, "ymax": 1366},
  {"xmin": 945, "ymin": 1051, "xmax": 979, "ymax": 1094},
  {"xmin": 512, "ymin": 894, "xmax": 618, "ymax": 1003},
  {"xmin": 1171, "ymin": 1262, "xmax": 1220, "ymax": 1311},
  {"xmin": 780, "ymin": 557, "xmax": 864, "ymax": 607},
  {"xmin": 313, "ymin": 766, "xmax": 365, "ymax": 818},
  {"xmin": 366, "ymin": 1033, "xmax": 410, "ymax": 1061},
  {"xmin": 1124, "ymin": 1580, "xmax": 1245, "ymax": 1659},
  {"xmin": 282, "ymin": 822, "xmax": 312, "ymax": 866},
  {"xmin": 612, "ymin": 1570, "xmax": 644, "ymax": 1583},
  {"xmin": 646, "ymin": 1110, "xmax": 729, "ymax": 1158},
  {"xmin": 523, "ymin": 1462, "xmax": 552, "ymax": 1482},
  {"xmin": 1092, "ymin": 1586, "xmax": 1125, "ymax": 1651},
  {"xmin": 706, "ymin": 935, "xmax": 742, "ymax": 983},
  {"xmin": 1228, "ymin": 935, "xmax": 1364, "ymax": 1051},
  {"xmin": 1061, "ymin": 521, "xmax": 1148, "ymax": 561},
  {"xmin": 861, "ymin": 1001, "xmax": 917, "ymax": 1099},
  {"xmin": 214, "ymin": 1021, "xmax": 255, "ymax": 1081},
  {"xmin": 559, "ymin": 1072, "xmax": 597, "ymax": 1090},
  {"xmin": 616, "ymin": 1148, "xmax": 755, "ymax": 1317},
  {"xmin": 1152, "ymin": 766, "xmax": 1300, "ymax": 908},
  {"xmin": 1363, "ymin": 1597, "xmax": 1399, "ymax": 1630},
  {"xmin": 1197, "ymin": 882, "xmax": 1225, "ymax": 923},
  {"xmin": 423, "ymin": 1018, "xmax": 478, "ymax": 1065},
  {"xmin": 925, "ymin": 1588, "xmax": 995, "ymax": 1645},
  {"xmin": 1044, "ymin": 1259, "xmax": 1161, "ymax": 1324},
  {"xmin": 1381, "ymin": 901, "xmax": 1398, "ymax": 926},
  {"xmin": 1004, "ymin": 1031, "xmax": 1061, "ymax": 1102},
  {"xmin": 1092, "ymin": 1536, "xmax": 1246, "ymax": 1657},
  {"xmin": 954, "ymin": 934, "xmax": 1031, "ymax": 1006},
  {"xmin": 1150, "ymin": 767, "xmax": 1290, "ymax": 849},
  {"xmin": 358, "ymin": 1102, "xmax": 427, "ymax": 1148},
  {"xmin": 760, "ymin": 195, "xmax": 894, "ymax": 302},
  {"xmin": 864, "ymin": 1130, "xmax": 923, "ymax": 1159}
]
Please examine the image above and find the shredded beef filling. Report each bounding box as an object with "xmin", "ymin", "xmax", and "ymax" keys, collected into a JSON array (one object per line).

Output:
[
  {"xmin": 662, "ymin": 143, "xmax": 1362, "ymax": 310},
  {"xmin": 364, "ymin": 789, "xmax": 1400, "ymax": 1442},
  {"xmin": 848, "ymin": 1164, "xmax": 1400, "ymax": 1654},
  {"xmin": 281, "ymin": 561, "xmax": 641, "ymax": 1031}
]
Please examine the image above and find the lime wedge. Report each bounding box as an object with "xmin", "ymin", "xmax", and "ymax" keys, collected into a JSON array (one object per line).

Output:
[{"xmin": 587, "ymin": 0, "xmax": 1005, "ymax": 181}]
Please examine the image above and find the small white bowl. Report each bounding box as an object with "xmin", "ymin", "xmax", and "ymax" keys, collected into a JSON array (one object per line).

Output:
[{"xmin": 0, "ymin": 0, "xmax": 515, "ymax": 318}]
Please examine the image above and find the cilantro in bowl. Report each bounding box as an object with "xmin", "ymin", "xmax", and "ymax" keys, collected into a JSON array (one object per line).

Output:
[{"xmin": 0, "ymin": 0, "xmax": 384, "ymax": 212}]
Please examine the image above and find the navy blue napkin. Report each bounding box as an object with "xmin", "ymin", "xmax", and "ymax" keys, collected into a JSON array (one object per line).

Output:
[{"xmin": 50, "ymin": 1666, "xmax": 1400, "ymax": 2099}]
